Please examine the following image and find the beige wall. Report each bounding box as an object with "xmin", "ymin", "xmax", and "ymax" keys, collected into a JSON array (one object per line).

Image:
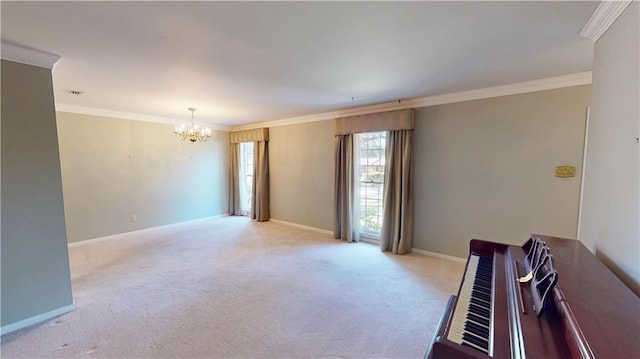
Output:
[
  {"xmin": 579, "ymin": 2, "xmax": 639, "ymax": 295},
  {"xmin": 413, "ymin": 86, "xmax": 591, "ymax": 258},
  {"xmin": 269, "ymin": 120, "xmax": 334, "ymax": 231},
  {"xmin": 267, "ymin": 86, "xmax": 590, "ymax": 256},
  {"xmin": 1, "ymin": 60, "xmax": 74, "ymax": 328},
  {"xmin": 56, "ymin": 112, "xmax": 229, "ymax": 243}
]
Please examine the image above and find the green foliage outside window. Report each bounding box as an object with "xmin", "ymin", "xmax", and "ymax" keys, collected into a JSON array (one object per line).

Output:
[{"xmin": 361, "ymin": 205, "xmax": 383, "ymax": 233}]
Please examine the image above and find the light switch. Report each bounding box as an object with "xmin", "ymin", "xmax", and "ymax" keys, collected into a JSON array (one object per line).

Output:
[{"xmin": 555, "ymin": 166, "xmax": 576, "ymax": 178}]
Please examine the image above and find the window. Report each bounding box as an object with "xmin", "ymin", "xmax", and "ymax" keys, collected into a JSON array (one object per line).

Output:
[
  {"xmin": 238, "ymin": 142, "xmax": 254, "ymax": 216},
  {"xmin": 355, "ymin": 131, "xmax": 386, "ymax": 237}
]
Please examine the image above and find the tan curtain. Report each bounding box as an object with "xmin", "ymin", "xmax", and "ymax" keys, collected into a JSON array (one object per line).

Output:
[
  {"xmin": 229, "ymin": 143, "xmax": 241, "ymax": 215},
  {"xmin": 380, "ymin": 130, "xmax": 414, "ymax": 254},
  {"xmin": 334, "ymin": 134, "xmax": 358, "ymax": 242},
  {"xmin": 230, "ymin": 127, "xmax": 269, "ymax": 219},
  {"xmin": 333, "ymin": 109, "xmax": 414, "ymax": 245},
  {"xmin": 251, "ymin": 140, "xmax": 270, "ymax": 222}
]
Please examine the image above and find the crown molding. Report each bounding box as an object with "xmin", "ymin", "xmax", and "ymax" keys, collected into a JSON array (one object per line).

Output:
[
  {"xmin": 1, "ymin": 42, "xmax": 61, "ymax": 70},
  {"xmin": 55, "ymin": 104, "xmax": 232, "ymax": 131},
  {"xmin": 580, "ymin": 0, "xmax": 632, "ymax": 43},
  {"xmin": 55, "ymin": 71, "xmax": 592, "ymax": 133},
  {"xmin": 231, "ymin": 71, "xmax": 593, "ymax": 131}
]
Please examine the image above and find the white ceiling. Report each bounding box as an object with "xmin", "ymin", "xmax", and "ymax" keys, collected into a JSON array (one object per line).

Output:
[{"xmin": 1, "ymin": 1, "xmax": 597, "ymax": 128}]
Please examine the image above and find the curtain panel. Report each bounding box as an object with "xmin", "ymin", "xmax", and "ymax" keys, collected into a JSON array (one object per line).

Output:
[
  {"xmin": 228, "ymin": 143, "xmax": 241, "ymax": 215},
  {"xmin": 380, "ymin": 130, "xmax": 414, "ymax": 254},
  {"xmin": 333, "ymin": 134, "xmax": 358, "ymax": 242},
  {"xmin": 252, "ymin": 140, "xmax": 270, "ymax": 222}
]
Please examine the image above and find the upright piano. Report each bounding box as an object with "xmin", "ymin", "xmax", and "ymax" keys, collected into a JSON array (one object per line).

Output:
[{"xmin": 425, "ymin": 234, "xmax": 640, "ymax": 359}]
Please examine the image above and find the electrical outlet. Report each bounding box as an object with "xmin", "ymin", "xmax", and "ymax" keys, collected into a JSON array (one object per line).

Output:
[{"xmin": 130, "ymin": 215, "xmax": 137, "ymax": 222}]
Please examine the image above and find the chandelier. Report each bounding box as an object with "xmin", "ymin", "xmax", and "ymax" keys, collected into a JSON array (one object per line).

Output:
[{"xmin": 174, "ymin": 107, "xmax": 212, "ymax": 143}]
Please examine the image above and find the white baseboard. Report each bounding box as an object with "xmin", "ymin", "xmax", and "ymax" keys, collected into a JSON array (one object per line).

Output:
[
  {"xmin": 270, "ymin": 219, "xmax": 465, "ymax": 263},
  {"xmin": 269, "ymin": 218, "xmax": 334, "ymax": 236},
  {"xmin": 68, "ymin": 213, "xmax": 230, "ymax": 248},
  {"xmin": 410, "ymin": 248, "xmax": 467, "ymax": 263},
  {"xmin": 1, "ymin": 303, "xmax": 76, "ymax": 336},
  {"xmin": 359, "ymin": 237, "xmax": 380, "ymax": 245},
  {"xmin": 67, "ymin": 215, "xmax": 465, "ymax": 265}
]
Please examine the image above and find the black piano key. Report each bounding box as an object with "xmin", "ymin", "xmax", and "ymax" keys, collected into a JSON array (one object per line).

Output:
[
  {"xmin": 474, "ymin": 279, "xmax": 491, "ymax": 289},
  {"xmin": 467, "ymin": 303, "xmax": 482, "ymax": 314},
  {"xmin": 468, "ymin": 306, "xmax": 489, "ymax": 321},
  {"xmin": 469, "ymin": 303, "xmax": 490, "ymax": 318},
  {"xmin": 468, "ymin": 312, "xmax": 490, "ymax": 327},
  {"xmin": 472, "ymin": 289, "xmax": 491, "ymax": 301},
  {"xmin": 473, "ymin": 288, "xmax": 490, "ymax": 297},
  {"xmin": 448, "ymin": 254, "xmax": 496, "ymax": 356},
  {"xmin": 463, "ymin": 332, "xmax": 489, "ymax": 350},
  {"xmin": 462, "ymin": 332, "xmax": 489, "ymax": 349},
  {"xmin": 466, "ymin": 317, "xmax": 490, "ymax": 333},
  {"xmin": 472, "ymin": 287, "xmax": 490, "ymax": 298},
  {"xmin": 465, "ymin": 321, "xmax": 490, "ymax": 338},
  {"xmin": 478, "ymin": 257, "xmax": 493, "ymax": 265},
  {"xmin": 472, "ymin": 290, "xmax": 491, "ymax": 302},
  {"xmin": 473, "ymin": 283, "xmax": 491, "ymax": 293},
  {"xmin": 470, "ymin": 296, "xmax": 490, "ymax": 308},
  {"xmin": 469, "ymin": 296, "xmax": 491, "ymax": 309},
  {"xmin": 465, "ymin": 329, "xmax": 490, "ymax": 344}
]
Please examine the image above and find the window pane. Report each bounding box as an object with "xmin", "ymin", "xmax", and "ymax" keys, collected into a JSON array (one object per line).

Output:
[{"xmin": 358, "ymin": 131, "xmax": 386, "ymax": 235}]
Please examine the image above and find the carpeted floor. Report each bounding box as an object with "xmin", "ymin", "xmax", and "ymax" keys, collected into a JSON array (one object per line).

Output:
[{"xmin": 1, "ymin": 216, "xmax": 464, "ymax": 358}]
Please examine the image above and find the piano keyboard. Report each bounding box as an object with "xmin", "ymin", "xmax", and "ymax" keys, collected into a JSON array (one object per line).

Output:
[{"xmin": 447, "ymin": 254, "xmax": 494, "ymax": 356}]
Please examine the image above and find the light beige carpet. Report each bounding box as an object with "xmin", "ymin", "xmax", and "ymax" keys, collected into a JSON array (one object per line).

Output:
[{"xmin": 1, "ymin": 216, "xmax": 464, "ymax": 358}]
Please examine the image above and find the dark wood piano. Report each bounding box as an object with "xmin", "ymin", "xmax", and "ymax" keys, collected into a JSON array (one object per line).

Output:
[{"xmin": 425, "ymin": 234, "xmax": 640, "ymax": 359}]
